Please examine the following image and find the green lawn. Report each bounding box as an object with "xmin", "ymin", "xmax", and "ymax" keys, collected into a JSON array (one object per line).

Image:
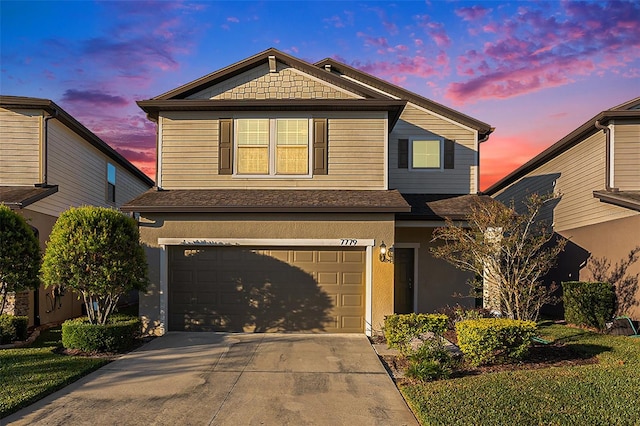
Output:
[
  {"xmin": 0, "ymin": 327, "xmax": 109, "ymax": 418},
  {"xmin": 401, "ymin": 323, "xmax": 640, "ymax": 425}
]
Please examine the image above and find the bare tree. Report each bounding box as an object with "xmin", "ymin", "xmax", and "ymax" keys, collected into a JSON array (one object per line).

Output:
[
  {"xmin": 431, "ymin": 193, "xmax": 566, "ymax": 321},
  {"xmin": 587, "ymin": 246, "xmax": 640, "ymax": 316}
]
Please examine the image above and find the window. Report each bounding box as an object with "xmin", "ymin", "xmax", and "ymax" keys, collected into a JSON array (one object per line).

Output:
[
  {"xmin": 412, "ymin": 140, "xmax": 441, "ymax": 169},
  {"xmin": 107, "ymin": 163, "xmax": 116, "ymax": 203},
  {"xmin": 235, "ymin": 118, "xmax": 310, "ymax": 176}
]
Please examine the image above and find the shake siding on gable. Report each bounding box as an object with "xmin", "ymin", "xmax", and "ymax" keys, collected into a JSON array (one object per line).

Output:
[
  {"xmin": 614, "ymin": 120, "xmax": 640, "ymax": 190},
  {"xmin": 389, "ymin": 103, "xmax": 477, "ymax": 194},
  {"xmin": 159, "ymin": 111, "xmax": 386, "ymax": 190},
  {"xmin": 28, "ymin": 121, "xmax": 151, "ymax": 217},
  {"xmin": 494, "ymin": 131, "xmax": 636, "ymax": 233},
  {"xmin": 0, "ymin": 108, "xmax": 41, "ymax": 185}
]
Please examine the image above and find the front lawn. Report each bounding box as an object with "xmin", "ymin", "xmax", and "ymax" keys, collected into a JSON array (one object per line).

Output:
[
  {"xmin": 0, "ymin": 327, "xmax": 109, "ymax": 418},
  {"xmin": 400, "ymin": 323, "xmax": 640, "ymax": 425}
]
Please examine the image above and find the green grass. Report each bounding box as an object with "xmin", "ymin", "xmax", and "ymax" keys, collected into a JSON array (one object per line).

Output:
[
  {"xmin": 401, "ymin": 323, "xmax": 640, "ymax": 425},
  {"xmin": 0, "ymin": 327, "xmax": 109, "ymax": 419}
]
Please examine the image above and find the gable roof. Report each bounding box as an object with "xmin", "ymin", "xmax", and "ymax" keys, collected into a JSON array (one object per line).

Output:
[
  {"xmin": 314, "ymin": 57, "xmax": 494, "ymax": 139},
  {"xmin": 0, "ymin": 96, "xmax": 154, "ymax": 187},
  {"xmin": 485, "ymin": 96, "xmax": 640, "ymax": 196}
]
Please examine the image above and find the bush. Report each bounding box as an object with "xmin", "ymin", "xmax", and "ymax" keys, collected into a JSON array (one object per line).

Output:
[
  {"xmin": 61, "ymin": 315, "xmax": 141, "ymax": 353},
  {"xmin": 0, "ymin": 315, "xmax": 28, "ymax": 344},
  {"xmin": 562, "ymin": 281, "xmax": 616, "ymax": 330},
  {"xmin": 456, "ymin": 318, "xmax": 537, "ymax": 366},
  {"xmin": 384, "ymin": 313, "xmax": 448, "ymax": 352},
  {"xmin": 405, "ymin": 339, "xmax": 454, "ymax": 381}
]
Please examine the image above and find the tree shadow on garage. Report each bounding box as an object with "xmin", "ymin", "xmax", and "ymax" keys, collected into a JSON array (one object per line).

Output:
[{"xmin": 170, "ymin": 248, "xmax": 335, "ymax": 332}]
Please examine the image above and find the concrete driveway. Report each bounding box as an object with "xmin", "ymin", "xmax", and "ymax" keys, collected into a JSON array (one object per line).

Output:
[{"xmin": 5, "ymin": 333, "xmax": 418, "ymax": 425}]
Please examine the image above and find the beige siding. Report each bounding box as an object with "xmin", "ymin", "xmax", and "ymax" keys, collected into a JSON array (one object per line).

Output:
[
  {"xmin": 159, "ymin": 111, "xmax": 386, "ymax": 190},
  {"xmin": 614, "ymin": 120, "xmax": 640, "ymax": 190},
  {"xmin": 188, "ymin": 63, "xmax": 361, "ymax": 100},
  {"xmin": 389, "ymin": 103, "xmax": 477, "ymax": 194},
  {"xmin": 29, "ymin": 121, "xmax": 151, "ymax": 217},
  {"xmin": 495, "ymin": 131, "xmax": 636, "ymax": 232},
  {"xmin": 0, "ymin": 108, "xmax": 41, "ymax": 185}
]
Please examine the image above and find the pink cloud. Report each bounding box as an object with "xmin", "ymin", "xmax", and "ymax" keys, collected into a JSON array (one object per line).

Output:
[
  {"xmin": 455, "ymin": 5, "xmax": 491, "ymax": 22},
  {"xmin": 62, "ymin": 89, "xmax": 129, "ymax": 107},
  {"xmin": 227, "ymin": 16, "xmax": 239, "ymax": 23},
  {"xmin": 352, "ymin": 55, "xmax": 439, "ymax": 80}
]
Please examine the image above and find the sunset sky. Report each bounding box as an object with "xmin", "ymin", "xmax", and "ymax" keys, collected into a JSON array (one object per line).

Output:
[{"xmin": 2, "ymin": 0, "xmax": 638, "ymax": 190}]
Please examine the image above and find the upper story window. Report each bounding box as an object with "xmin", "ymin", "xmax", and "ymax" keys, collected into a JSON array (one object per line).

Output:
[
  {"xmin": 398, "ymin": 137, "xmax": 455, "ymax": 170},
  {"xmin": 107, "ymin": 163, "xmax": 116, "ymax": 203},
  {"xmin": 235, "ymin": 118, "xmax": 310, "ymax": 176}
]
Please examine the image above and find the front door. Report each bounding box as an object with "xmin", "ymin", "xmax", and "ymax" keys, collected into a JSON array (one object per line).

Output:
[{"xmin": 394, "ymin": 248, "xmax": 414, "ymax": 314}]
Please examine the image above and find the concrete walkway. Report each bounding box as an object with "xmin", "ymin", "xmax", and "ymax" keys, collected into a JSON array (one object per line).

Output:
[{"xmin": 4, "ymin": 333, "xmax": 418, "ymax": 425}]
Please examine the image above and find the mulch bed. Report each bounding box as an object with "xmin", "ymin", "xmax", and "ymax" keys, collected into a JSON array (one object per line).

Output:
[{"xmin": 374, "ymin": 337, "xmax": 599, "ymax": 384}]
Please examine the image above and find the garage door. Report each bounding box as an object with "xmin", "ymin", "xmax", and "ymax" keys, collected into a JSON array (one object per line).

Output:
[{"xmin": 168, "ymin": 246, "xmax": 365, "ymax": 333}]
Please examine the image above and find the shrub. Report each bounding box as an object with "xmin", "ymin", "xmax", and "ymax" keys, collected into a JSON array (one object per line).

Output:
[
  {"xmin": 0, "ymin": 205, "xmax": 41, "ymax": 313},
  {"xmin": 0, "ymin": 314, "xmax": 28, "ymax": 344},
  {"xmin": 41, "ymin": 206, "xmax": 149, "ymax": 325},
  {"xmin": 562, "ymin": 281, "xmax": 616, "ymax": 330},
  {"xmin": 61, "ymin": 315, "xmax": 141, "ymax": 353},
  {"xmin": 456, "ymin": 318, "xmax": 537, "ymax": 366},
  {"xmin": 405, "ymin": 339, "xmax": 454, "ymax": 381},
  {"xmin": 384, "ymin": 313, "xmax": 448, "ymax": 352}
]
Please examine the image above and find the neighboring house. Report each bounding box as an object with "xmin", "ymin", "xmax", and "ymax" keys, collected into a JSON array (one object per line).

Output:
[
  {"xmin": 485, "ymin": 97, "xmax": 640, "ymax": 319},
  {"xmin": 122, "ymin": 48, "xmax": 494, "ymax": 335},
  {"xmin": 0, "ymin": 96, "xmax": 154, "ymax": 326}
]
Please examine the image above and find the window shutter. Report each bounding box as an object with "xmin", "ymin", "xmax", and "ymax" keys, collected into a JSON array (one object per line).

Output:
[
  {"xmin": 313, "ymin": 118, "xmax": 328, "ymax": 175},
  {"xmin": 444, "ymin": 138, "xmax": 455, "ymax": 169},
  {"xmin": 219, "ymin": 118, "xmax": 233, "ymax": 175},
  {"xmin": 398, "ymin": 139, "xmax": 408, "ymax": 169}
]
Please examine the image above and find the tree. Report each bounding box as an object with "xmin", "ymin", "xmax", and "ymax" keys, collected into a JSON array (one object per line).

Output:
[
  {"xmin": 431, "ymin": 193, "xmax": 566, "ymax": 321},
  {"xmin": 41, "ymin": 206, "xmax": 149, "ymax": 325},
  {"xmin": 587, "ymin": 246, "xmax": 640, "ymax": 316},
  {"xmin": 0, "ymin": 205, "xmax": 41, "ymax": 313}
]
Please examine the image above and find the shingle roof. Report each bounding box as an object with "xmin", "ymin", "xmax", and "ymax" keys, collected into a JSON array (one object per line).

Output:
[
  {"xmin": 121, "ymin": 189, "xmax": 411, "ymax": 213},
  {"xmin": 397, "ymin": 193, "xmax": 496, "ymax": 220},
  {"xmin": 0, "ymin": 185, "xmax": 58, "ymax": 209},
  {"xmin": 593, "ymin": 190, "xmax": 640, "ymax": 212}
]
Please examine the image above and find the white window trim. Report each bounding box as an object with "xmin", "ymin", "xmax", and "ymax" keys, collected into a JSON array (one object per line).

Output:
[
  {"xmin": 157, "ymin": 238, "xmax": 375, "ymax": 336},
  {"xmin": 233, "ymin": 117, "xmax": 313, "ymax": 179},
  {"xmin": 409, "ymin": 137, "xmax": 444, "ymax": 171}
]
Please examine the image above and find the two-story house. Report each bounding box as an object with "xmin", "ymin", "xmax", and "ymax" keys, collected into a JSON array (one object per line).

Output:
[
  {"xmin": 123, "ymin": 49, "xmax": 493, "ymax": 335},
  {"xmin": 0, "ymin": 96, "xmax": 154, "ymax": 326},
  {"xmin": 485, "ymin": 97, "xmax": 640, "ymax": 319}
]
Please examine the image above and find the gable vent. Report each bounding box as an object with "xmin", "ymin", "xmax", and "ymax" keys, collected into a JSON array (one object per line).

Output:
[
  {"xmin": 268, "ymin": 55, "xmax": 277, "ymax": 73},
  {"xmin": 324, "ymin": 64, "xmax": 332, "ymax": 72}
]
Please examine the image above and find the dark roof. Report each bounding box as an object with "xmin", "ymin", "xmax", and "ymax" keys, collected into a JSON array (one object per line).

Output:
[
  {"xmin": 0, "ymin": 185, "xmax": 58, "ymax": 209},
  {"xmin": 0, "ymin": 96, "xmax": 154, "ymax": 187},
  {"xmin": 397, "ymin": 193, "xmax": 496, "ymax": 220},
  {"xmin": 137, "ymin": 99, "xmax": 407, "ymax": 130},
  {"xmin": 121, "ymin": 189, "xmax": 411, "ymax": 213},
  {"xmin": 485, "ymin": 96, "xmax": 640, "ymax": 195},
  {"xmin": 314, "ymin": 58, "xmax": 494, "ymax": 138},
  {"xmin": 593, "ymin": 190, "xmax": 640, "ymax": 212},
  {"xmin": 153, "ymin": 48, "xmax": 391, "ymax": 101}
]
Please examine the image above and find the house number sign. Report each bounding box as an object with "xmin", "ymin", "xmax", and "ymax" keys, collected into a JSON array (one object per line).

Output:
[{"xmin": 340, "ymin": 239, "xmax": 358, "ymax": 246}]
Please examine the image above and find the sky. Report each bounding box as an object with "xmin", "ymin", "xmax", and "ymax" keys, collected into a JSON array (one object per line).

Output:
[{"xmin": 1, "ymin": 0, "xmax": 639, "ymax": 190}]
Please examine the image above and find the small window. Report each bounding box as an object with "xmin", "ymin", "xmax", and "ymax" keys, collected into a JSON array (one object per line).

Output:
[
  {"xmin": 412, "ymin": 140, "xmax": 441, "ymax": 169},
  {"xmin": 107, "ymin": 163, "xmax": 116, "ymax": 203}
]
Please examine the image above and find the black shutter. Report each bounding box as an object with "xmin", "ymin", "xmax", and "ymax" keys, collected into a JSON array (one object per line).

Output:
[
  {"xmin": 398, "ymin": 139, "xmax": 408, "ymax": 169},
  {"xmin": 219, "ymin": 119, "xmax": 233, "ymax": 175},
  {"xmin": 444, "ymin": 138, "xmax": 455, "ymax": 169},
  {"xmin": 313, "ymin": 118, "xmax": 328, "ymax": 175}
]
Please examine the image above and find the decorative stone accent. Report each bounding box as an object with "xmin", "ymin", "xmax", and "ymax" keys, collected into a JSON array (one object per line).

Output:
[{"xmin": 1, "ymin": 291, "xmax": 29, "ymax": 316}]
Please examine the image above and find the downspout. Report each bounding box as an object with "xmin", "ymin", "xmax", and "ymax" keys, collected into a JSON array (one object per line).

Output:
[
  {"xmin": 595, "ymin": 120, "xmax": 616, "ymax": 192},
  {"xmin": 36, "ymin": 109, "xmax": 58, "ymax": 187},
  {"xmin": 477, "ymin": 129, "xmax": 493, "ymax": 194}
]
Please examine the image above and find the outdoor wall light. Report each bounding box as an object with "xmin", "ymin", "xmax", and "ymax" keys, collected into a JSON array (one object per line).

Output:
[{"xmin": 379, "ymin": 241, "xmax": 394, "ymax": 263}]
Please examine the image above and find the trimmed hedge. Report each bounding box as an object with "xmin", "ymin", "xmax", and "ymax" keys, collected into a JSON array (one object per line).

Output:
[
  {"xmin": 456, "ymin": 318, "xmax": 537, "ymax": 366},
  {"xmin": 562, "ymin": 281, "xmax": 615, "ymax": 330},
  {"xmin": 0, "ymin": 314, "xmax": 28, "ymax": 344},
  {"xmin": 62, "ymin": 315, "xmax": 141, "ymax": 353},
  {"xmin": 384, "ymin": 313, "xmax": 448, "ymax": 352}
]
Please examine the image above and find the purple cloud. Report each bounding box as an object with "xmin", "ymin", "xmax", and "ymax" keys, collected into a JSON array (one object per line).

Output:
[
  {"xmin": 455, "ymin": 5, "xmax": 490, "ymax": 21},
  {"xmin": 62, "ymin": 89, "xmax": 128, "ymax": 106}
]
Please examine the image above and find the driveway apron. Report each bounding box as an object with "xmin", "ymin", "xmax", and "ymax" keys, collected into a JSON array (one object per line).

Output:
[{"xmin": 4, "ymin": 333, "xmax": 418, "ymax": 425}]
